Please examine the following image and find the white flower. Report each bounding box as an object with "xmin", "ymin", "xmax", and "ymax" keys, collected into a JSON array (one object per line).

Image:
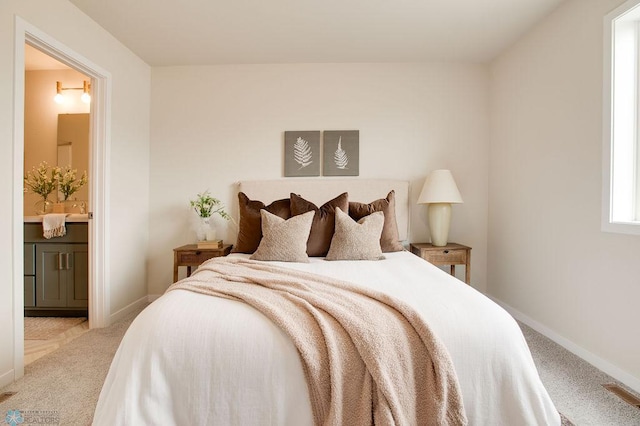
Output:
[
  {"xmin": 55, "ymin": 166, "xmax": 88, "ymax": 201},
  {"xmin": 24, "ymin": 162, "xmax": 58, "ymax": 200},
  {"xmin": 190, "ymin": 190, "xmax": 230, "ymax": 220}
]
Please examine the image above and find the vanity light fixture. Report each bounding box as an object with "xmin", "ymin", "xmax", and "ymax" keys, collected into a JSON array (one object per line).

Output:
[
  {"xmin": 54, "ymin": 80, "xmax": 91, "ymax": 104},
  {"xmin": 54, "ymin": 81, "xmax": 64, "ymax": 104},
  {"xmin": 81, "ymin": 80, "xmax": 91, "ymax": 104}
]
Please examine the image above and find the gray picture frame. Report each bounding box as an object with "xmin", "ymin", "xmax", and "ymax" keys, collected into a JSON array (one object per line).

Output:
[
  {"xmin": 284, "ymin": 131, "xmax": 321, "ymax": 177},
  {"xmin": 323, "ymin": 130, "xmax": 359, "ymax": 176}
]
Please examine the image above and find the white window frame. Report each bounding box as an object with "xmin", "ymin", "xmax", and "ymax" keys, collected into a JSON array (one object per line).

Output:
[{"xmin": 603, "ymin": 0, "xmax": 640, "ymax": 235}]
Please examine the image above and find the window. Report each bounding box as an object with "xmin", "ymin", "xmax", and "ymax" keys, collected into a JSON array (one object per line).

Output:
[{"xmin": 603, "ymin": 0, "xmax": 640, "ymax": 234}]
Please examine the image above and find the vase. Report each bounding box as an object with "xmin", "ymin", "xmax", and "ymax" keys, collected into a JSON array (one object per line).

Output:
[
  {"xmin": 197, "ymin": 217, "xmax": 217, "ymax": 241},
  {"xmin": 34, "ymin": 198, "xmax": 53, "ymax": 215}
]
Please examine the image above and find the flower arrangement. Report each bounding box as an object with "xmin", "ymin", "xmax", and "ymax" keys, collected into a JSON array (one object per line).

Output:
[
  {"xmin": 190, "ymin": 190, "xmax": 230, "ymax": 220},
  {"xmin": 24, "ymin": 162, "xmax": 58, "ymax": 201},
  {"xmin": 56, "ymin": 166, "xmax": 88, "ymax": 201}
]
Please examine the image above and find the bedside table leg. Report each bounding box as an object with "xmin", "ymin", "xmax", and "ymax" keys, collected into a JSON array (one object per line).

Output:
[
  {"xmin": 173, "ymin": 252, "xmax": 179, "ymax": 283},
  {"xmin": 450, "ymin": 265, "xmax": 455, "ymax": 276}
]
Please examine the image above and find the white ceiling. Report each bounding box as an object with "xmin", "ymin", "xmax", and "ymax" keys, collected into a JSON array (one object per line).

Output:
[{"xmin": 67, "ymin": 0, "xmax": 566, "ymax": 66}]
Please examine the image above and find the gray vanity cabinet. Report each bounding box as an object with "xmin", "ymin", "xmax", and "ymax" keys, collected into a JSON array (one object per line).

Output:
[
  {"xmin": 35, "ymin": 243, "xmax": 88, "ymax": 308},
  {"xmin": 24, "ymin": 222, "xmax": 88, "ymax": 316},
  {"xmin": 24, "ymin": 244, "xmax": 35, "ymax": 308}
]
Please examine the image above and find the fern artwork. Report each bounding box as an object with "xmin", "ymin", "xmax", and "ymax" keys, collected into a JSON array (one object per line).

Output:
[
  {"xmin": 323, "ymin": 130, "xmax": 359, "ymax": 176},
  {"xmin": 333, "ymin": 137, "xmax": 349, "ymax": 170},
  {"xmin": 294, "ymin": 137, "xmax": 314, "ymax": 169},
  {"xmin": 284, "ymin": 131, "xmax": 320, "ymax": 177}
]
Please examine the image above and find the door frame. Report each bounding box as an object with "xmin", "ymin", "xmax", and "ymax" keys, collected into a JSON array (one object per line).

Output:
[{"xmin": 12, "ymin": 16, "xmax": 111, "ymax": 379}]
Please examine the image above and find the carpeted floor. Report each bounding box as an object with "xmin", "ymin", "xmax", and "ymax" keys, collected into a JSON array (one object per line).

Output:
[
  {"xmin": 521, "ymin": 322, "xmax": 640, "ymax": 426},
  {"xmin": 1, "ymin": 309, "xmax": 142, "ymax": 425},
  {"xmin": 2, "ymin": 306, "xmax": 639, "ymax": 425}
]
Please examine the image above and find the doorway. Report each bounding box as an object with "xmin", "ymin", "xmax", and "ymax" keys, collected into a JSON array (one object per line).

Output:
[
  {"xmin": 13, "ymin": 17, "xmax": 110, "ymax": 381},
  {"xmin": 24, "ymin": 45, "xmax": 91, "ymax": 213},
  {"xmin": 23, "ymin": 45, "xmax": 91, "ymax": 364}
]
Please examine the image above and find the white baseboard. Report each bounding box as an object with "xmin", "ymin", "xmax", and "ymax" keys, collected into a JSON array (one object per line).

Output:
[
  {"xmin": 491, "ymin": 296, "xmax": 640, "ymax": 394},
  {"xmin": 147, "ymin": 294, "xmax": 162, "ymax": 302},
  {"xmin": 108, "ymin": 295, "xmax": 150, "ymax": 325},
  {"xmin": 0, "ymin": 368, "xmax": 14, "ymax": 389}
]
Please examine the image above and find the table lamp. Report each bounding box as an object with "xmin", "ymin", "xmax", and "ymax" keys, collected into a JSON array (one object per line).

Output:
[{"xmin": 417, "ymin": 170, "xmax": 463, "ymax": 246}]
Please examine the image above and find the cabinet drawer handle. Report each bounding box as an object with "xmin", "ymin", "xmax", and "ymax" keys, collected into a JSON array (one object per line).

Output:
[
  {"xmin": 443, "ymin": 250, "xmax": 449, "ymax": 254},
  {"xmin": 58, "ymin": 253, "xmax": 64, "ymax": 270},
  {"xmin": 65, "ymin": 253, "xmax": 71, "ymax": 270}
]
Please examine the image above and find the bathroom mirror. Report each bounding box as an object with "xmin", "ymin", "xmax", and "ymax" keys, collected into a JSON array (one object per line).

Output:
[{"xmin": 57, "ymin": 113, "xmax": 90, "ymax": 207}]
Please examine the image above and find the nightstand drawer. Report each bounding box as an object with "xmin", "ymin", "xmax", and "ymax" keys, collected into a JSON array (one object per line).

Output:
[
  {"xmin": 176, "ymin": 250, "xmax": 217, "ymax": 265},
  {"xmin": 424, "ymin": 249, "xmax": 467, "ymax": 265},
  {"xmin": 410, "ymin": 242, "xmax": 471, "ymax": 284},
  {"xmin": 173, "ymin": 244, "xmax": 232, "ymax": 283}
]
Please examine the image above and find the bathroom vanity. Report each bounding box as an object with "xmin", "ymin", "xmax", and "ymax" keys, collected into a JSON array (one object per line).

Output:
[{"xmin": 24, "ymin": 215, "xmax": 88, "ymax": 316}]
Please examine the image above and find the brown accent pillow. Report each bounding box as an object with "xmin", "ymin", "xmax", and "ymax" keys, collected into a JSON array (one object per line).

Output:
[
  {"xmin": 290, "ymin": 192, "xmax": 349, "ymax": 257},
  {"xmin": 250, "ymin": 210, "xmax": 314, "ymax": 262},
  {"xmin": 326, "ymin": 208, "xmax": 385, "ymax": 261},
  {"xmin": 232, "ymin": 192, "xmax": 291, "ymax": 254},
  {"xmin": 348, "ymin": 190, "xmax": 404, "ymax": 252}
]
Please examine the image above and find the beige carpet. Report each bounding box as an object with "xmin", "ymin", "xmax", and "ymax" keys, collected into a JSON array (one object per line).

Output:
[
  {"xmin": 1, "ymin": 309, "xmax": 144, "ymax": 425},
  {"xmin": 24, "ymin": 317, "xmax": 87, "ymax": 340}
]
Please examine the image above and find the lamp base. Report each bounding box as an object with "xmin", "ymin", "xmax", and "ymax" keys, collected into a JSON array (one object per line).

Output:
[{"xmin": 428, "ymin": 203, "xmax": 452, "ymax": 247}]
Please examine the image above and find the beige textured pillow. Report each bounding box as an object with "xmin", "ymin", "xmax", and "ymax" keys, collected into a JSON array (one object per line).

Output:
[
  {"xmin": 326, "ymin": 208, "xmax": 385, "ymax": 261},
  {"xmin": 250, "ymin": 210, "xmax": 315, "ymax": 262}
]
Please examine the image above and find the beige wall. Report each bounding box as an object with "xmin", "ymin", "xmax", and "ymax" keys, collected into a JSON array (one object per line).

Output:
[
  {"xmin": 24, "ymin": 68, "xmax": 90, "ymax": 213},
  {"xmin": 489, "ymin": 0, "xmax": 640, "ymax": 391},
  {"xmin": 0, "ymin": 0, "xmax": 151, "ymax": 387},
  {"xmin": 148, "ymin": 63, "xmax": 490, "ymax": 294}
]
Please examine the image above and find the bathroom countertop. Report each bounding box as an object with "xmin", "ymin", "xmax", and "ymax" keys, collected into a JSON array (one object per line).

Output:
[{"xmin": 24, "ymin": 214, "xmax": 89, "ymax": 223}]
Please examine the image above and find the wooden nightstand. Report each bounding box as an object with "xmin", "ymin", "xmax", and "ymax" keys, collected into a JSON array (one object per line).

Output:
[
  {"xmin": 173, "ymin": 244, "xmax": 232, "ymax": 283},
  {"xmin": 410, "ymin": 242, "xmax": 471, "ymax": 284}
]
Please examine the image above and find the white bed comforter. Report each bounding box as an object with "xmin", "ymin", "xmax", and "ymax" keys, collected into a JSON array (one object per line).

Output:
[{"xmin": 93, "ymin": 251, "xmax": 560, "ymax": 425}]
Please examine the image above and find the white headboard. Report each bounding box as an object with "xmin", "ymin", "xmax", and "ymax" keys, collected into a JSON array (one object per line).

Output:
[{"xmin": 237, "ymin": 179, "xmax": 410, "ymax": 241}]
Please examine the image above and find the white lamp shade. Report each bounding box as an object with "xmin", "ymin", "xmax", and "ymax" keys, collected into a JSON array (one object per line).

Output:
[{"xmin": 417, "ymin": 169, "xmax": 463, "ymax": 204}]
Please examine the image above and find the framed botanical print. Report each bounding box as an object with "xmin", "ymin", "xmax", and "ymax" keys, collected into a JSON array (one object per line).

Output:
[
  {"xmin": 284, "ymin": 131, "xmax": 321, "ymax": 177},
  {"xmin": 323, "ymin": 130, "xmax": 359, "ymax": 176}
]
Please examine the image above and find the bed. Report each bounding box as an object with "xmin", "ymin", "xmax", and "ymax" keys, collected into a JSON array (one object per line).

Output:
[{"xmin": 93, "ymin": 179, "xmax": 560, "ymax": 425}]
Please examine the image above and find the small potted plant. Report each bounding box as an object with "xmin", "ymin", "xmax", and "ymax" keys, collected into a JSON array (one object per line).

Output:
[
  {"xmin": 190, "ymin": 190, "xmax": 230, "ymax": 241},
  {"xmin": 24, "ymin": 162, "xmax": 58, "ymax": 214}
]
